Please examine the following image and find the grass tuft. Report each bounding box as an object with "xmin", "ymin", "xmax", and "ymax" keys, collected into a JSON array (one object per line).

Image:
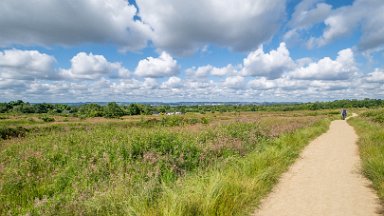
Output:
[{"xmin": 349, "ymin": 110, "xmax": 384, "ymax": 201}]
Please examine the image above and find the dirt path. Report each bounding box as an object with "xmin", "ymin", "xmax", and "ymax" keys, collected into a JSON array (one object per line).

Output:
[{"xmin": 253, "ymin": 115, "xmax": 382, "ymax": 216}]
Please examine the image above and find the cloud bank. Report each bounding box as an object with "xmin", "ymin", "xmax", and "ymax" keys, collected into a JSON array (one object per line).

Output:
[{"xmin": 1, "ymin": 44, "xmax": 381, "ymax": 102}]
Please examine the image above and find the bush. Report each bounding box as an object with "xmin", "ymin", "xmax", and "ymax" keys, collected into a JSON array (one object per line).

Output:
[
  {"xmin": 362, "ymin": 109, "xmax": 384, "ymax": 123},
  {"xmin": 161, "ymin": 116, "xmax": 185, "ymax": 126},
  {"xmin": 201, "ymin": 117, "xmax": 209, "ymax": 124},
  {"xmin": 0, "ymin": 126, "xmax": 28, "ymax": 139},
  {"xmin": 39, "ymin": 116, "xmax": 55, "ymax": 122}
]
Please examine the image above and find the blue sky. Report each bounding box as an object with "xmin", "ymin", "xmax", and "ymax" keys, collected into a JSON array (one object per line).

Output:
[{"xmin": 0, "ymin": 0, "xmax": 383, "ymax": 102}]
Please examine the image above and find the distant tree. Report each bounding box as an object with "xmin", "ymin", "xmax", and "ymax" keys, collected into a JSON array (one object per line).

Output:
[
  {"xmin": 179, "ymin": 106, "xmax": 186, "ymax": 114},
  {"xmin": 34, "ymin": 103, "xmax": 54, "ymax": 113},
  {"xmin": 141, "ymin": 105, "xmax": 152, "ymax": 115},
  {"xmin": 19, "ymin": 103, "xmax": 35, "ymax": 113},
  {"xmin": 249, "ymin": 105, "xmax": 256, "ymax": 112},
  {"xmin": 9, "ymin": 100, "xmax": 25, "ymax": 107},
  {"xmin": 127, "ymin": 104, "xmax": 141, "ymax": 115},
  {"xmin": 52, "ymin": 104, "xmax": 71, "ymax": 114},
  {"xmin": 78, "ymin": 104, "xmax": 104, "ymax": 117},
  {"xmin": 0, "ymin": 103, "xmax": 11, "ymax": 113},
  {"xmin": 104, "ymin": 102, "xmax": 125, "ymax": 118},
  {"xmin": 158, "ymin": 106, "xmax": 167, "ymax": 113}
]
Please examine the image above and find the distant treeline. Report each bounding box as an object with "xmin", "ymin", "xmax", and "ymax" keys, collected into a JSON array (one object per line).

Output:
[{"xmin": 0, "ymin": 99, "xmax": 383, "ymax": 118}]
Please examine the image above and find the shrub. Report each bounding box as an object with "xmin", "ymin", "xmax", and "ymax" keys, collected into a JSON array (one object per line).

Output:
[
  {"xmin": 39, "ymin": 116, "xmax": 55, "ymax": 122},
  {"xmin": 0, "ymin": 126, "xmax": 28, "ymax": 139},
  {"xmin": 201, "ymin": 117, "xmax": 209, "ymax": 124},
  {"xmin": 161, "ymin": 116, "xmax": 185, "ymax": 126},
  {"xmin": 362, "ymin": 109, "xmax": 384, "ymax": 123},
  {"xmin": 186, "ymin": 118, "xmax": 199, "ymax": 125}
]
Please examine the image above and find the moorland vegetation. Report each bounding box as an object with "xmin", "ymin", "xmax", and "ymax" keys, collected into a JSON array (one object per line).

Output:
[{"xmin": 1, "ymin": 99, "xmax": 383, "ymax": 215}]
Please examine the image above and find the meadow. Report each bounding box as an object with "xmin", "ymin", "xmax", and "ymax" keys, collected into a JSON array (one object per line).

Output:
[
  {"xmin": 1, "ymin": 110, "xmax": 336, "ymax": 215},
  {"xmin": 348, "ymin": 109, "xmax": 384, "ymax": 203}
]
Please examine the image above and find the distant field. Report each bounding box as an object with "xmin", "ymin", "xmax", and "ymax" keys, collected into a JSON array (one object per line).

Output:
[{"xmin": 0, "ymin": 111, "xmax": 335, "ymax": 215}]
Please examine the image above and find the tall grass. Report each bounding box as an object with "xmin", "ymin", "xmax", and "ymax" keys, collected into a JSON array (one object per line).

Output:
[
  {"xmin": 349, "ymin": 109, "xmax": 384, "ymax": 201},
  {"xmin": 150, "ymin": 119, "xmax": 329, "ymax": 215},
  {"xmin": 0, "ymin": 113, "xmax": 330, "ymax": 215}
]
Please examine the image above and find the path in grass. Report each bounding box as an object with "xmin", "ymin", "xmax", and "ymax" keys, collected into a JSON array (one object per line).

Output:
[{"xmin": 253, "ymin": 115, "xmax": 382, "ymax": 216}]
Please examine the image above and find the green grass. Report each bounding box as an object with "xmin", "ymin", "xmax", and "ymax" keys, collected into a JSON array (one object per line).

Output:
[
  {"xmin": 349, "ymin": 109, "xmax": 384, "ymax": 201},
  {"xmin": 0, "ymin": 113, "xmax": 331, "ymax": 215},
  {"xmin": 149, "ymin": 119, "xmax": 330, "ymax": 216},
  {"xmin": 0, "ymin": 119, "xmax": 41, "ymax": 127}
]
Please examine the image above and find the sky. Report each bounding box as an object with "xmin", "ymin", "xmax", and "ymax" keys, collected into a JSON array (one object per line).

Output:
[{"xmin": 1, "ymin": 0, "xmax": 384, "ymax": 103}]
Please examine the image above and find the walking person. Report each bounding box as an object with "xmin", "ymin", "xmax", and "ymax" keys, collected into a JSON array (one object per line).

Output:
[{"xmin": 341, "ymin": 109, "xmax": 347, "ymax": 120}]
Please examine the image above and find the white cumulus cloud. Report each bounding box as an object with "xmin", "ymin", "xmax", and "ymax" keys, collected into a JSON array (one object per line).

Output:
[
  {"xmin": 135, "ymin": 52, "xmax": 179, "ymax": 78},
  {"xmin": 0, "ymin": 0, "xmax": 152, "ymax": 51},
  {"xmin": 284, "ymin": 0, "xmax": 332, "ymax": 44},
  {"xmin": 60, "ymin": 52, "xmax": 129, "ymax": 80},
  {"xmin": 186, "ymin": 64, "xmax": 236, "ymax": 78},
  {"xmin": 223, "ymin": 76, "xmax": 245, "ymax": 89},
  {"xmin": 0, "ymin": 49, "xmax": 56, "ymax": 80},
  {"xmin": 248, "ymin": 78, "xmax": 276, "ymax": 90},
  {"xmin": 136, "ymin": 0, "xmax": 285, "ymax": 55},
  {"xmin": 0, "ymin": 78, "xmax": 26, "ymax": 90},
  {"xmin": 142, "ymin": 78, "xmax": 159, "ymax": 89},
  {"xmin": 288, "ymin": 0, "xmax": 332, "ymax": 29},
  {"xmin": 241, "ymin": 43, "xmax": 294, "ymax": 79},
  {"xmin": 161, "ymin": 76, "xmax": 183, "ymax": 89},
  {"xmin": 289, "ymin": 48, "xmax": 357, "ymax": 80},
  {"xmin": 365, "ymin": 69, "xmax": 384, "ymax": 83},
  {"xmin": 306, "ymin": 0, "xmax": 384, "ymax": 52}
]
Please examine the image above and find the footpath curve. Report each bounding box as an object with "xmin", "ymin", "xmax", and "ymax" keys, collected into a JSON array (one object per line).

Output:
[{"xmin": 253, "ymin": 115, "xmax": 382, "ymax": 216}]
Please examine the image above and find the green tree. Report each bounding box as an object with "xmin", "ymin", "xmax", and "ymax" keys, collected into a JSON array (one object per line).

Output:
[
  {"xmin": 104, "ymin": 102, "xmax": 125, "ymax": 118},
  {"xmin": 78, "ymin": 104, "xmax": 104, "ymax": 117},
  {"xmin": 127, "ymin": 104, "xmax": 142, "ymax": 115}
]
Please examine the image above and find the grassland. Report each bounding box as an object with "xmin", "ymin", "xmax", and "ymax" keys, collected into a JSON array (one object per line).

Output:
[
  {"xmin": 0, "ymin": 111, "xmax": 335, "ymax": 215},
  {"xmin": 348, "ymin": 109, "xmax": 384, "ymax": 203}
]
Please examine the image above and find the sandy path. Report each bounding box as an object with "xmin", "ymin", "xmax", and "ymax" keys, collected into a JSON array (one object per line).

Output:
[{"xmin": 253, "ymin": 116, "xmax": 382, "ymax": 216}]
